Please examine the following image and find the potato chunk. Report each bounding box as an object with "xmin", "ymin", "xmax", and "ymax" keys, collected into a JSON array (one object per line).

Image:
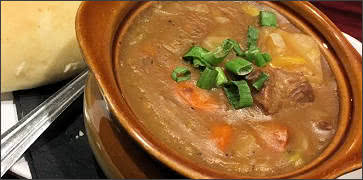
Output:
[{"xmin": 259, "ymin": 28, "xmax": 323, "ymax": 84}]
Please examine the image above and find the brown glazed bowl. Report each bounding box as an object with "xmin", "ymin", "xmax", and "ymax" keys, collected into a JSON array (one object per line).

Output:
[{"xmin": 76, "ymin": 1, "xmax": 362, "ymax": 179}]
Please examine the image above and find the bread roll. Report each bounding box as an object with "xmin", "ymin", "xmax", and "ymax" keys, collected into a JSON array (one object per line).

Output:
[{"xmin": 1, "ymin": 1, "xmax": 86, "ymax": 92}]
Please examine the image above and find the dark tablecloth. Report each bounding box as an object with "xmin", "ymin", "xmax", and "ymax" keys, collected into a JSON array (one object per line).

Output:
[
  {"xmin": 311, "ymin": 1, "xmax": 362, "ymax": 41},
  {"xmin": 5, "ymin": 1, "xmax": 362, "ymax": 179},
  {"xmin": 12, "ymin": 80, "xmax": 106, "ymax": 179}
]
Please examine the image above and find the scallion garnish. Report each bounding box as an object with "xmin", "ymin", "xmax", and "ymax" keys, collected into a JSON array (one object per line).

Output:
[
  {"xmin": 255, "ymin": 53, "xmax": 267, "ymax": 67},
  {"xmin": 215, "ymin": 67, "xmax": 228, "ymax": 87},
  {"xmin": 247, "ymin": 26, "xmax": 259, "ymax": 50},
  {"xmin": 197, "ymin": 68, "xmax": 218, "ymax": 90},
  {"xmin": 223, "ymin": 80, "xmax": 253, "ymax": 109},
  {"xmin": 183, "ymin": 46, "xmax": 212, "ymax": 69},
  {"xmin": 171, "ymin": 67, "xmax": 191, "ymax": 82},
  {"xmin": 225, "ymin": 39, "xmax": 244, "ymax": 56},
  {"xmin": 260, "ymin": 11, "xmax": 277, "ymax": 27},
  {"xmin": 252, "ymin": 72, "xmax": 269, "ymax": 91},
  {"xmin": 222, "ymin": 39, "xmax": 235, "ymax": 53},
  {"xmin": 225, "ymin": 57, "xmax": 253, "ymax": 76},
  {"xmin": 180, "ymin": 34, "xmax": 272, "ymax": 110},
  {"xmin": 202, "ymin": 47, "xmax": 226, "ymax": 66},
  {"xmin": 262, "ymin": 53, "xmax": 272, "ymax": 62},
  {"xmin": 244, "ymin": 48, "xmax": 260, "ymax": 63},
  {"xmin": 183, "ymin": 46, "xmax": 208, "ymax": 61},
  {"xmin": 193, "ymin": 59, "xmax": 205, "ymax": 68},
  {"xmin": 203, "ymin": 39, "xmax": 234, "ymax": 66}
]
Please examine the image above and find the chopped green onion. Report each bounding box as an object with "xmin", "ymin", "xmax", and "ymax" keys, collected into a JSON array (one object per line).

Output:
[
  {"xmin": 260, "ymin": 11, "xmax": 277, "ymax": 27},
  {"xmin": 222, "ymin": 39, "xmax": 235, "ymax": 52},
  {"xmin": 242, "ymin": 50, "xmax": 272, "ymax": 67},
  {"xmin": 183, "ymin": 46, "xmax": 213, "ymax": 69},
  {"xmin": 262, "ymin": 53, "xmax": 272, "ymax": 63},
  {"xmin": 197, "ymin": 68, "xmax": 218, "ymax": 90},
  {"xmin": 183, "ymin": 39, "xmax": 247, "ymax": 69},
  {"xmin": 247, "ymin": 26, "xmax": 259, "ymax": 50},
  {"xmin": 183, "ymin": 46, "xmax": 208, "ymax": 61},
  {"xmin": 225, "ymin": 39, "xmax": 244, "ymax": 56},
  {"xmin": 171, "ymin": 67, "xmax": 191, "ymax": 82},
  {"xmin": 202, "ymin": 47, "xmax": 226, "ymax": 66},
  {"xmin": 202, "ymin": 39, "xmax": 234, "ymax": 66},
  {"xmin": 223, "ymin": 80, "xmax": 253, "ymax": 109},
  {"xmin": 193, "ymin": 59, "xmax": 205, "ymax": 68},
  {"xmin": 252, "ymin": 72, "xmax": 269, "ymax": 91},
  {"xmin": 225, "ymin": 57, "xmax": 254, "ymax": 76},
  {"xmin": 215, "ymin": 67, "xmax": 228, "ymax": 87},
  {"xmin": 255, "ymin": 53, "xmax": 267, "ymax": 67},
  {"xmin": 244, "ymin": 48, "xmax": 260, "ymax": 63}
]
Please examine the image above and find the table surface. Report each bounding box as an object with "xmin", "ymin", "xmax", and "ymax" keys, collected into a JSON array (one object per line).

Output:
[{"xmin": 2, "ymin": 1, "xmax": 362, "ymax": 179}]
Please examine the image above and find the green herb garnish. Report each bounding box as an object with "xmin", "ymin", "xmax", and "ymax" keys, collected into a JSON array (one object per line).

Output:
[
  {"xmin": 202, "ymin": 39, "xmax": 234, "ymax": 66},
  {"xmin": 215, "ymin": 67, "xmax": 228, "ymax": 87},
  {"xmin": 180, "ymin": 27, "xmax": 275, "ymax": 110},
  {"xmin": 252, "ymin": 72, "xmax": 269, "ymax": 91},
  {"xmin": 262, "ymin": 53, "xmax": 272, "ymax": 62},
  {"xmin": 244, "ymin": 48, "xmax": 260, "ymax": 63},
  {"xmin": 224, "ymin": 39, "xmax": 244, "ymax": 56},
  {"xmin": 225, "ymin": 57, "xmax": 254, "ymax": 76},
  {"xmin": 183, "ymin": 46, "xmax": 212, "ymax": 69},
  {"xmin": 247, "ymin": 26, "xmax": 260, "ymax": 50},
  {"xmin": 260, "ymin": 11, "xmax": 277, "ymax": 27},
  {"xmin": 193, "ymin": 59, "xmax": 205, "ymax": 68},
  {"xmin": 255, "ymin": 53, "xmax": 267, "ymax": 67},
  {"xmin": 197, "ymin": 68, "xmax": 218, "ymax": 90},
  {"xmin": 223, "ymin": 80, "xmax": 253, "ymax": 109},
  {"xmin": 171, "ymin": 67, "xmax": 191, "ymax": 82}
]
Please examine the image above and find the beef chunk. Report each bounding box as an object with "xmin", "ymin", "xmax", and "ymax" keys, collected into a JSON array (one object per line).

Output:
[
  {"xmin": 251, "ymin": 67, "xmax": 314, "ymax": 115},
  {"xmin": 289, "ymin": 80, "xmax": 314, "ymax": 103}
]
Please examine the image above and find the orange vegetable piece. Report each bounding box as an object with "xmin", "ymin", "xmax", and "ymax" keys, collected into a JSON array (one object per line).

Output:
[
  {"xmin": 176, "ymin": 82, "xmax": 219, "ymax": 110},
  {"xmin": 210, "ymin": 124, "xmax": 233, "ymax": 152},
  {"xmin": 254, "ymin": 122, "xmax": 288, "ymax": 152}
]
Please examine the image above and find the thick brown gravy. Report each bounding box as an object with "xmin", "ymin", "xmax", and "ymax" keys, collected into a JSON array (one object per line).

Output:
[{"xmin": 115, "ymin": 1, "xmax": 339, "ymax": 176}]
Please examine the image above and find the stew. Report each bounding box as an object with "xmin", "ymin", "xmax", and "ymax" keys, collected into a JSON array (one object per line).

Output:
[{"xmin": 116, "ymin": 1, "xmax": 339, "ymax": 176}]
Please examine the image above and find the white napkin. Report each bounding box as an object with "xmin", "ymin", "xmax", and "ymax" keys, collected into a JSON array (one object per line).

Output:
[{"xmin": 1, "ymin": 93, "xmax": 32, "ymax": 179}]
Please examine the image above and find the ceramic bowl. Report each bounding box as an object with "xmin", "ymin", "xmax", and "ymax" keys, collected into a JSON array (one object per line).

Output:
[{"xmin": 76, "ymin": 1, "xmax": 362, "ymax": 178}]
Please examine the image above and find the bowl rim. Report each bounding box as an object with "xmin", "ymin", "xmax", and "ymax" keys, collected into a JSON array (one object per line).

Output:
[{"xmin": 76, "ymin": 1, "xmax": 362, "ymax": 179}]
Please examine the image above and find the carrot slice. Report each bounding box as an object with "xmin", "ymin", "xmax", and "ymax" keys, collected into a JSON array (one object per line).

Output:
[
  {"xmin": 254, "ymin": 122, "xmax": 288, "ymax": 152},
  {"xmin": 210, "ymin": 124, "xmax": 233, "ymax": 152},
  {"xmin": 176, "ymin": 82, "xmax": 219, "ymax": 110}
]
